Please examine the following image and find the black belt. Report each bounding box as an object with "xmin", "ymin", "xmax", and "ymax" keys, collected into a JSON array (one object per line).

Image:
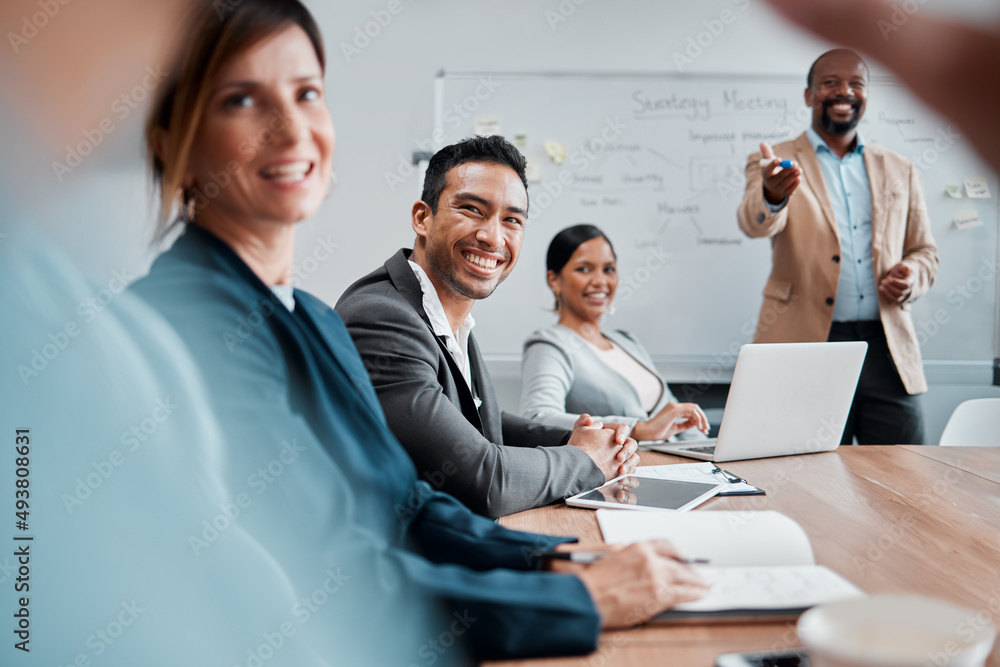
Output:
[{"xmin": 829, "ymin": 320, "xmax": 884, "ymax": 340}]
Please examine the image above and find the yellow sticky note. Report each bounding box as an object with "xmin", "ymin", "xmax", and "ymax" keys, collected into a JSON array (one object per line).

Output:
[
  {"xmin": 544, "ymin": 141, "xmax": 567, "ymax": 164},
  {"xmin": 474, "ymin": 117, "xmax": 501, "ymax": 137},
  {"xmin": 953, "ymin": 210, "xmax": 984, "ymax": 230},
  {"xmin": 964, "ymin": 177, "xmax": 991, "ymax": 199}
]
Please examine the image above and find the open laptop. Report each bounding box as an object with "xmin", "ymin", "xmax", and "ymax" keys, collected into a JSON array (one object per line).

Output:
[{"xmin": 647, "ymin": 342, "xmax": 867, "ymax": 462}]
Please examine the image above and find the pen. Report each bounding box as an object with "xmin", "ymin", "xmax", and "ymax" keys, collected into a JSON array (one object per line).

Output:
[
  {"xmin": 710, "ymin": 464, "xmax": 746, "ymax": 485},
  {"xmin": 539, "ymin": 551, "xmax": 709, "ymax": 565},
  {"xmin": 759, "ymin": 158, "xmax": 795, "ymax": 169}
]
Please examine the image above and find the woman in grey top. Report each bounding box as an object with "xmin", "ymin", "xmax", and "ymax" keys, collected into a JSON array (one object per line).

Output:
[{"xmin": 521, "ymin": 225, "xmax": 709, "ymax": 442}]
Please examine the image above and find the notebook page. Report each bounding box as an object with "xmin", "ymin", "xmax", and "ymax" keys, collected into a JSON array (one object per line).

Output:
[
  {"xmin": 674, "ymin": 565, "xmax": 864, "ymax": 611},
  {"xmin": 596, "ymin": 510, "xmax": 814, "ymax": 566}
]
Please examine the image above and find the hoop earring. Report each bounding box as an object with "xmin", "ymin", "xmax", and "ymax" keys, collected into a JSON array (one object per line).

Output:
[
  {"xmin": 182, "ymin": 188, "xmax": 196, "ymax": 224},
  {"xmin": 325, "ymin": 171, "xmax": 338, "ymax": 199}
]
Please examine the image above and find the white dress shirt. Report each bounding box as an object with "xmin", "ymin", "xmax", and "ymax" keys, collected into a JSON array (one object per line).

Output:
[{"xmin": 407, "ymin": 260, "xmax": 478, "ymax": 405}]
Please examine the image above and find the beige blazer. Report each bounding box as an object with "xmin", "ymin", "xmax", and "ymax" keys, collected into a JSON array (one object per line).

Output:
[{"xmin": 737, "ymin": 132, "xmax": 939, "ymax": 394}]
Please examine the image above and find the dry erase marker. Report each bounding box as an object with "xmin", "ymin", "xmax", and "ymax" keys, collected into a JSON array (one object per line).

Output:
[{"xmin": 760, "ymin": 158, "xmax": 794, "ymax": 169}]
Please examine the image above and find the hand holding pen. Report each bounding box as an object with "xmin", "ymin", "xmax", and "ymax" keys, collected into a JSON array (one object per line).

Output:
[
  {"xmin": 546, "ymin": 540, "xmax": 709, "ymax": 628},
  {"xmin": 542, "ymin": 550, "xmax": 709, "ymax": 565}
]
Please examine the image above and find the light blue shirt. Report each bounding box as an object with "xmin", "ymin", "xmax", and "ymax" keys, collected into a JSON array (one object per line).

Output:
[{"xmin": 805, "ymin": 127, "xmax": 879, "ymax": 321}]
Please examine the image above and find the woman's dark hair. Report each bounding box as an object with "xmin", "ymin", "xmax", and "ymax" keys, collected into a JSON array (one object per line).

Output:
[
  {"xmin": 546, "ymin": 224, "xmax": 615, "ymax": 275},
  {"xmin": 146, "ymin": 0, "xmax": 324, "ymax": 239},
  {"xmin": 546, "ymin": 224, "xmax": 616, "ymax": 310},
  {"xmin": 420, "ymin": 135, "xmax": 529, "ymax": 213}
]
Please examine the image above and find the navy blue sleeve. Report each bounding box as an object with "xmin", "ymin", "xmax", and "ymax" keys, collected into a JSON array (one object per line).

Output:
[{"xmin": 132, "ymin": 266, "xmax": 601, "ymax": 661}]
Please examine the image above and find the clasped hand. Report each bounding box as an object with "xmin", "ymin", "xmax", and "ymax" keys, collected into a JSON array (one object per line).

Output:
[{"xmin": 568, "ymin": 414, "xmax": 639, "ymax": 480}]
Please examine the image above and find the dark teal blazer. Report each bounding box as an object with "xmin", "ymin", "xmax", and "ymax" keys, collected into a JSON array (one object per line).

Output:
[{"xmin": 130, "ymin": 225, "xmax": 600, "ymax": 661}]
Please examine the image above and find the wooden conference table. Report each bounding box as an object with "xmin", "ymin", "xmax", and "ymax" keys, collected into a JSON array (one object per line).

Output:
[{"xmin": 486, "ymin": 446, "xmax": 1000, "ymax": 667}]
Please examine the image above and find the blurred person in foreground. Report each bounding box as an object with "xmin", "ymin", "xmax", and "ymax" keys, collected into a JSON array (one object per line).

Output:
[
  {"xmin": 2, "ymin": 0, "xmax": 396, "ymax": 664},
  {"xmin": 131, "ymin": 0, "xmax": 706, "ymax": 662},
  {"xmin": 520, "ymin": 224, "xmax": 709, "ymax": 443}
]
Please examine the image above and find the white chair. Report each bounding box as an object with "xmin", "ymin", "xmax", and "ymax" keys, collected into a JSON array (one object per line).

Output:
[{"xmin": 938, "ymin": 398, "xmax": 1000, "ymax": 446}]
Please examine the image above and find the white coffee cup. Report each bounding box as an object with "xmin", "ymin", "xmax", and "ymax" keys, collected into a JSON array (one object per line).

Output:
[{"xmin": 798, "ymin": 594, "xmax": 996, "ymax": 667}]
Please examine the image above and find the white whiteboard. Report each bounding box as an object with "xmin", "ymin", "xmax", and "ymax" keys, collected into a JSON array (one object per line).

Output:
[{"xmin": 434, "ymin": 72, "xmax": 999, "ymax": 372}]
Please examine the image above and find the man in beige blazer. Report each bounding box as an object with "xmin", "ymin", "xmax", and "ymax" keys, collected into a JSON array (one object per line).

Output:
[{"xmin": 737, "ymin": 49, "xmax": 938, "ymax": 445}]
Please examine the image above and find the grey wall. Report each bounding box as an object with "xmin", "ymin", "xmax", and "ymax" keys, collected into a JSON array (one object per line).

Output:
[{"xmin": 26, "ymin": 0, "xmax": 1000, "ymax": 444}]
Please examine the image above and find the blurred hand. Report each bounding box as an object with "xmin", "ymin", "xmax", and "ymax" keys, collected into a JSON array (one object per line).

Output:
[
  {"xmin": 878, "ymin": 262, "xmax": 913, "ymax": 302},
  {"xmin": 762, "ymin": 0, "xmax": 1000, "ymax": 174},
  {"xmin": 569, "ymin": 414, "xmax": 639, "ymax": 480},
  {"xmin": 544, "ymin": 543, "xmax": 623, "ymax": 573},
  {"xmin": 760, "ymin": 141, "xmax": 802, "ymax": 204},
  {"xmin": 631, "ymin": 402, "xmax": 709, "ymax": 442},
  {"xmin": 576, "ymin": 541, "xmax": 708, "ymax": 628}
]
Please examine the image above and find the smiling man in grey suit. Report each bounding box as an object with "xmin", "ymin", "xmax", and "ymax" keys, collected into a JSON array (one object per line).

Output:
[
  {"xmin": 336, "ymin": 136, "xmax": 638, "ymax": 518},
  {"xmin": 737, "ymin": 49, "xmax": 939, "ymax": 445}
]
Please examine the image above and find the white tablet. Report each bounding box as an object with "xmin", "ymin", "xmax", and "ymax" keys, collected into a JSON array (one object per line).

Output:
[{"xmin": 566, "ymin": 474, "xmax": 723, "ymax": 512}]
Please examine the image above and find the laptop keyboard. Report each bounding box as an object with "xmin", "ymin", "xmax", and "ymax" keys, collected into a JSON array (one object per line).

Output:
[{"xmin": 684, "ymin": 445, "xmax": 717, "ymax": 455}]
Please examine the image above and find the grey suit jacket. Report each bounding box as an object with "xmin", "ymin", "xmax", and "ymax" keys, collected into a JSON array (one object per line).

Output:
[
  {"xmin": 520, "ymin": 325, "xmax": 705, "ymax": 441},
  {"xmin": 335, "ymin": 249, "xmax": 604, "ymax": 518}
]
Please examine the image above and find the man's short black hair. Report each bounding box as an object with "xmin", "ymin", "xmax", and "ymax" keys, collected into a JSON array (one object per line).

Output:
[
  {"xmin": 807, "ymin": 48, "xmax": 868, "ymax": 88},
  {"xmin": 807, "ymin": 57, "xmax": 820, "ymax": 88},
  {"xmin": 420, "ymin": 135, "xmax": 529, "ymax": 214}
]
